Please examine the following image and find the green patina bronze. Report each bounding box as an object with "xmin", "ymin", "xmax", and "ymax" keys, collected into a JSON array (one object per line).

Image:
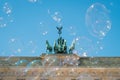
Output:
[
  {"xmin": 46, "ymin": 26, "xmax": 75, "ymax": 54},
  {"xmin": 69, "ymin": 40, "xmax": 76, "ymax": 54},
  {"xmin": 46, "ymin": 40, "xmax": 52, "ymax": 53}
]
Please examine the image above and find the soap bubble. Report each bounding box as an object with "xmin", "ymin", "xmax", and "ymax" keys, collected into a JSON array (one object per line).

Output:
[
  {"xmin": 48, "ymin": 10, "xmax": 62, "ymax": 24},
  {"xmin": 24, "ymin": 40, "xmax": 38, "ymax": 54},
  {"xmin": 23, "ymin": 60, "xmax": 42, "ymax": 78},
  {"xmin": 15, "ymin": 60, "xmax": 29, "ymax": 66},
  {"xmin": 3, "ymin": 38, "xmax": 23, "ymax": 64},
  {"xmin": 8, "ymin": 38, "xmax": 23, "ymax": 54},
  {"xmin": 27, "ymin": 60, "xmax": 42, "ymax": 67},
  {"xmin": 28, "ymin": 0, "xmax": 39, "ymax": 3},
  {"xmin": 39, "ymin": 22, "xmax": 49, "ymax": 36},
  {"xmin": 86, "ymin": 3, "xmax": 111, "ymax": 39},
  {"xmin": 51, "ymin": 11, "xmax": 62, "ymax": 23},
  {"xmin": 23, "ymin": 60, "xmax": 42, "ymax": 74},
  {"xmin": 66, "ymin": 26, "xmax": 77, "ymax": 37},
  {"xmin": 0, "ymin": 2, "xmax": 13, "ymax": 28},
  {"xmin": 64, "ymin": 26, "xmax": 78, "ymax": 46},
  {"xmin": 3, "ymin": 2, "xmax": 12, "ymax": 15},
  {"xmin": 74, "ymin": 37, "xmax": 103, "ymax": 56},
  {"xmin": 0, "ymin": 16, "xmax": 7, "ymax": 28}
]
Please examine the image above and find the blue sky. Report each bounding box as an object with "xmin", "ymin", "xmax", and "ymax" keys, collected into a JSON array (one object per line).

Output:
[{"xmin": 0, "ymin": 0, "xmax": 120, "ymax": 57}]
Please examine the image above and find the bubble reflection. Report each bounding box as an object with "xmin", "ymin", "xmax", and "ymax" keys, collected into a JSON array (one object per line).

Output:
[{"xmin": 86, "ymin": 3, "xmax": 112, "ymax": 39}]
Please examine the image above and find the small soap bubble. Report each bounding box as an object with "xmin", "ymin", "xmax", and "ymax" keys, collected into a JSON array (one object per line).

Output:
[
  {"xmin": 51, "ymin": 11, "xmax": 62, "ymax": 23},
  {"xmin": 28, "ymin": 0, "xmax": 39, "ymax": 3},
  {"xmin": 8, "ymin": 38, "xmax": 23, "ymax": 54}
]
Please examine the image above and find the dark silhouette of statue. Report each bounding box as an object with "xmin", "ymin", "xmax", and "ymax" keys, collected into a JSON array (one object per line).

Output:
[
  {"xmin": 46, "ymin": 40, "xmax": 52, "ymax": 53},
  {"xmin": 45, "ymin": 26, "xmax": 75, "ymax": 54},
  {"xmin": 53, "ymin": 26, "xmax": 67, "ymax": 53},
  {"xmin": 56, "ymin": 26, "xmax": 63, "ymax": 37},
  {"xmin": 55, "ymin": 37, "xmax": 67, "ymax": 53}
]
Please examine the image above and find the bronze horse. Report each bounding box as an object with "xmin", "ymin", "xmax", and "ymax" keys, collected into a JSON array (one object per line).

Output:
[{"xmin": 46, "ymin": 40, "xmax": 52, "ymax": 53}]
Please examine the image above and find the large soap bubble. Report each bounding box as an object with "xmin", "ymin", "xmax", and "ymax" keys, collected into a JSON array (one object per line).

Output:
[{"xmin": 86, "ymin": 3, "xmax": 111, "ymax": 39}]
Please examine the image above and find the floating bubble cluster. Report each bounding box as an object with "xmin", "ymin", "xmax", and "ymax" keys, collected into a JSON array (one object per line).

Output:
[
  {"xmin": 48, "ymin": 10, "xmax": 62, "ymax": 25},
  {"xmin": 3, "ymin": 2, "xmax": 12, "ymax": 15},
  {"xmin": 0, "ymin": 2, "xmax": 13, "ymax": 28},
  {"xmin": 86, "ymin": 3, "xmax": 111, "ymax": 39},
  {"xmin": 28, "ymin": 0, "xmax": 39, "ymax": 3},
  {"xmin": 51, "ymin": 12, "xmax": 62, "ymax": 23}
]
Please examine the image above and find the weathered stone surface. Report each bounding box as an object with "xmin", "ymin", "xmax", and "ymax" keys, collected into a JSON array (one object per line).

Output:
[
  {"xmin": 0, "ymin": 55, "xmax": 120, "ymax": 80},
  {"xmin": 0, "ymin": 55, "xmax": 120, "ymax": 67}
]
